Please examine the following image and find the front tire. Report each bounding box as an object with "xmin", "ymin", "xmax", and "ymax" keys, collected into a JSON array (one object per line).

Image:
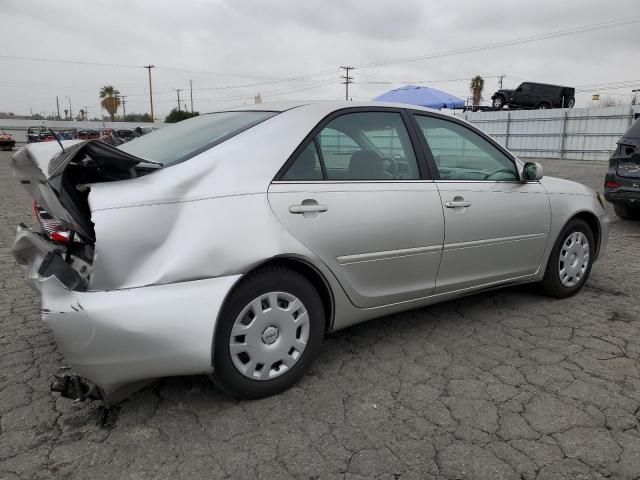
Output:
[
  {"xmin": 614, "ymin": 203, "xmax": 640, "ymax": 220},
  {"xmin": 212, "ymin": 266, "xmax": 325, "ymax": 399},
  {"xmin": 537, "ymin": 102, "xmax": 550, "ymax": 109},
  {"xmin": 492, "ymin": 96, "xmax": 505, "ymax": 110},
  {"xmin": 540, "ymin": 219, "xmax": 595, "ymax": 298}
]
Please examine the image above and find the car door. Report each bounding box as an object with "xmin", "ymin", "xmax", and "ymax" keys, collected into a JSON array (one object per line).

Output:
[
  {"xmin": 512, "ymin": 83, "xmax": 533, "ymax": 108},
  {"xmin": 268, "ymin": 109, "xmax": 444, "ymax": 308},
  {"xmin": 411, "ymin": 113, "xmax": 551, "ymax": 294}
]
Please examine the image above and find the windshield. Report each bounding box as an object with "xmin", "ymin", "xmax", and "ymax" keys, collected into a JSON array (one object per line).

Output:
[{"xmin": 118, "ymin": 111, "xmax": 278, "ymax": 166}]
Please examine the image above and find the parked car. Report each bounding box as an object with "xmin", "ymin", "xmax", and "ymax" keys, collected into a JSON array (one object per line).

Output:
[
  {"xmin": 56, "ymin": 129, "xmax": 77, "ymax": 140},
  {"xmin": 116, "ymin": 129, "xmax": 136, "ymax": 142},
  {"xmin": 27, "ymin": 126, "xmax": 55, "ymax": 143},
  {"xmin": 77, "ymin": 129, "xmax": 100, "ymax": 140},
  {"xmin": 11, "ymin": 101, "xmax": 609, "ymax": 405},
  {"xmin": 0, "ymin": 130, "xmax": 15, "ymax": 151},
  {"xmin": 604, "ymin": 119, "xmax": 640, "ymax": 219},
  {"xmin": 492, "ymin": 82, "xmax": 575, "ymax": 110},
  {"xmin": 135, "ymin": 127, "xmax": 159, "ymax": 137}
]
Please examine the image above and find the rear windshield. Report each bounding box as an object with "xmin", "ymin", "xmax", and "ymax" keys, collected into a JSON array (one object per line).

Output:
[{"xmin": 118, "ymin": 111, "xmax": 277, "ymax": 166}]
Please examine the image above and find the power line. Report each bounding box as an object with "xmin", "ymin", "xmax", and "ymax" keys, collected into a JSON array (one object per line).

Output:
[
  {"xmin": 0, "ymin": 54, "xmax": 286, "ymax": 81},
  {"xmin": 358, "ymin": 75, "xmax": 499, "ymax": 85},
  {"xmin": 355, "ymin": 16, "xmax": 640, "ymax": 69},
  {"xmin": 201, "ymin": 78, "xmax": 337, "ymax": 103},
  {"xmin": 189, "ymin": 69, "xmax": 340, "ymax": 92}
]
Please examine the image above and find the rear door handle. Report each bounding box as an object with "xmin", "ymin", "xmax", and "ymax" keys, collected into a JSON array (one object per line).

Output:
[
  {"xmin": 445, "ymin": 200, "xmax": 472, "ymax": 208},
  {"xmin": 289, "ymin": 204, "xmax": 328, "ymax": 214}
]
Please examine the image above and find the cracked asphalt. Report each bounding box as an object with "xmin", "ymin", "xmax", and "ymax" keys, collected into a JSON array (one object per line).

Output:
[{"xmin": 1, "ymin": 149, "xmax": 639, "ymax": 479}]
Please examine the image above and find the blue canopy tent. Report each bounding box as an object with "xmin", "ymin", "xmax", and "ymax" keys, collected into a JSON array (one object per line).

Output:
[{"xmin": 373, "ymin": 85, "xmax": 464, "ymax": 109}]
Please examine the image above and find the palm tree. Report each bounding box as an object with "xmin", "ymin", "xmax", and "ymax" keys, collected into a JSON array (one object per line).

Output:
[
  {"xmin": 99, "ymin": 85, "xmax": 121, "ymax": 121},
  {"xmin": 63, "ymin": 109, "xmax": 69, "ymax": 120},
  {"xmin": 469, "ymin": 75, "xmax": 485, "ymax": 110}
]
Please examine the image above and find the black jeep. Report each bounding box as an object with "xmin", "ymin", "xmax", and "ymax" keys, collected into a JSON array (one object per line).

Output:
[
  {"xmin": 604, "ymin": 118, "xmax": 640, "ymax": 220},
  {"xmin": 492, "ymin": 82, "xmax": 575, "ymax": 110}
]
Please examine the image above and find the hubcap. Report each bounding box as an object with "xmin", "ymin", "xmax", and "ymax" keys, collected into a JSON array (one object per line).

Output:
[
  {"xmin": 558, "ymin": 231, "xmax": 590, "ymax": 287},
  {"xmin": 229, "ymin": 292, "xmax": 310, "ymax": 381},
  {"xmin": 261, "ymin": 326, "xmax": 279, "ymax": 345}
]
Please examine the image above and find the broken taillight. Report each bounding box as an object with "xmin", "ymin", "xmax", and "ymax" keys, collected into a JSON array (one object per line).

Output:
[
  {"xmin": 32, "ymin": 201, "xmax": 72, "ymax": 244},
  {"xmin": 605, "ymin": 181, "xmax": 621, "ymax": 189}
]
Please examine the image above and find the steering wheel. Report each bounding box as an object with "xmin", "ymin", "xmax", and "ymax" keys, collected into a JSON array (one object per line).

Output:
[
  {"xmin": 484, "ymin": 169, "xmax": 517, "ymax": 180},
  {"xmin": 382, "ymin": 157, "xmax": 398, "ymax": 179}
]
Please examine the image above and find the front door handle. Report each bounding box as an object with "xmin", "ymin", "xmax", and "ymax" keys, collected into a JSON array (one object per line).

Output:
[
  {"xmin": 289, "ymin": 204, "xmax": 328, "ymax": 214},
  {"xmin": 445, "ymin": 200, "xmax": 472, "ymax": 208}
]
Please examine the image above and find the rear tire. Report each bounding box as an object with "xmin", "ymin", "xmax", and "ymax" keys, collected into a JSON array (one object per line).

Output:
[
  {"xmin": 492, "ymin": 96, "xmax": 505, "ymax": 110},
  {"xmin": 614, "ymin": 203, "xmax": 640, "ymax": 220},
  {"xmin": 537, "ymin": 102, "xmax": 550, "ymax": 109},
  {"xmin": 211, "ymin": 266, "xmax": 325, "ymax": 399},
  {"xmin": 540, "ymin": 219, "xmax": 595, "ymax": 298},
  {"xmin": 567, "ymin": 97, "xmax": 575, "ymax": 108}
]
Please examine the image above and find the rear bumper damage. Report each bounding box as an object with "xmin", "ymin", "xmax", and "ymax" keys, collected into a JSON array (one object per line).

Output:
[{"xmin": 12, "ymin": 225, "xmax": 240, "ymax": 404}]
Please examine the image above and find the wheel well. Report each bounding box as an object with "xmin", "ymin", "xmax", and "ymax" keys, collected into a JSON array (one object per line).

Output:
[
  {"xmin": 245, "ymin": 257, "xmax": 334, "ymax": 332},
  {"xmin": 572, "ymin": 212, "xmax": 601, "ymax": 258}
]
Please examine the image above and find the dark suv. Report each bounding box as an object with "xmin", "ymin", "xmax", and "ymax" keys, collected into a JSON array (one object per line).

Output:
[
  {"xmin": 492, "ymin": 82, "xmax": 575, "ymax": 110},
  {"xmin": 604, "ymin": 119, "xmax": 640, "ymax": 220}
]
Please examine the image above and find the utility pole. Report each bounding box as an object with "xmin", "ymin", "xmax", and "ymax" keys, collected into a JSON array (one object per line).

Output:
[
  {"xmin": 340, "ymin": 66, "xmax": 354, "ymax": 101},
  {"xmin": 144, "ymin": 65, "xmax": 155, "ymax": 121},
  {"xmin": 56, "ymin": 96, "xmax": 61, "ymax": 120},
  {"xmin": 65, "ymin": 96, "xmax": 72, "ymax": 120},
  {"xmin": 190, "ymin": 80, "xmax": 194, "ymax": 113},
  {"xmin": 174, "ymin": 89, "xmax": 183, "ymax": 112},
  {"xmin": 497, "ymin": 75, "xmax": 505, "ymax": 89},
  {"xmin": 120, "ymin": 95, "xmax": 127, "ymax": 117}
]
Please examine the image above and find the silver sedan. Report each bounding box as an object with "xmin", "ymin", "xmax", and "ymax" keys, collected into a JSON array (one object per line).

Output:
[{"xmin": 11, "ymin": 101, "xmax": 609, "ymax": 404}]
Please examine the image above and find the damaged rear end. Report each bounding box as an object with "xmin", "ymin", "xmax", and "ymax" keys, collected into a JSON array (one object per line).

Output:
[
  {"xmin": 12, "ymin": 140, "xmax": 161, "ymax": 293},
  {"xmin": 604, "ymin": 120, "xmax": 640, "ymax": 205},
  {"xmin": 11, "ymin": 140, "xmax": 162, "ymax": 404},
  {"xmin": 10, "ymin": 111, "xmax": 283, "ymax": 405}
]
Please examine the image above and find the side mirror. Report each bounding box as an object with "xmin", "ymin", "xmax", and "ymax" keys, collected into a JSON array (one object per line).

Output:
[{"xmin": 522, "ymin": 162, "xmax": 544, "ymax": 182}]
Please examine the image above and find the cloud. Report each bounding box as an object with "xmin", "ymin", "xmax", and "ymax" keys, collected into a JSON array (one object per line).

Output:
[{"xmin": 0, "ymin": 0, "xmax": 638, "ymax": 117}]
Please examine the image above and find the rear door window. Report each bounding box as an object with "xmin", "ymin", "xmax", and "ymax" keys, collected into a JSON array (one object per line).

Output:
[{"xmin": 317, "ymin": 112, "xmax": 420, "ymax": 180}]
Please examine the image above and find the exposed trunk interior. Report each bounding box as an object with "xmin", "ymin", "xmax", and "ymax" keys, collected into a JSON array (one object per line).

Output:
[{"xmin": 12, "ymin": 140, "xmax": 162, "ymax": 290}]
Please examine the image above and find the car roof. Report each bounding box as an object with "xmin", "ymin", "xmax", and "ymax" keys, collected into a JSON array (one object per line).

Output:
[
  {"xmin": 519, "ymin": 82, "xmax": 573, "ymax": 89},
  {"xmin": 220, "ymin": 100, "xmax": 442, "ymax": 115}
]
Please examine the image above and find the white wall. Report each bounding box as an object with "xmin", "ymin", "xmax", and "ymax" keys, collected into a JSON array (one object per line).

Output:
[{"xmin": 458, "ymin": 105, "xmax": 640, "ymax": 161}]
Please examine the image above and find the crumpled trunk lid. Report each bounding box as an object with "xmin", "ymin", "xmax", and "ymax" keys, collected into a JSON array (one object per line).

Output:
[{"xmin": 11, "ymin": 140, "xmax": 161, "ymax": 240}]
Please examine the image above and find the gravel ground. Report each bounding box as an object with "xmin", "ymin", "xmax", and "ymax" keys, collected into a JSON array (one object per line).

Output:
[{"xmin": 1, "ymin": 150, "xmax": 639, "ymax": 480}]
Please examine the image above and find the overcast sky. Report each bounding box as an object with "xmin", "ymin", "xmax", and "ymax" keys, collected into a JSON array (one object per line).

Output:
[{"xmin": 1, "ymin": 0, "xmax": 639, "ymax": 119}]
